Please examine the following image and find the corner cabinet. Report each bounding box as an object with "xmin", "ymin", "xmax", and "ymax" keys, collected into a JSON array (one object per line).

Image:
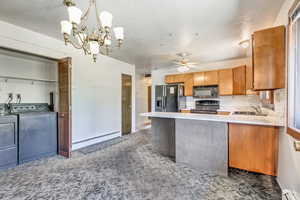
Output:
[{"xmin": 252, "ymin": 26, "xmax": 286, "ymax": 90}]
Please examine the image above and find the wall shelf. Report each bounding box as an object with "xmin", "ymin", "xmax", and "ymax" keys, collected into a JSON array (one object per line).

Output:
[{"xmin": 0, "ymin": 75, "xmax": 58, "ymax": 84}]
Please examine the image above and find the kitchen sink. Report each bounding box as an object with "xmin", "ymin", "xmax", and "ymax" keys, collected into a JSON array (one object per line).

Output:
[{"xmin": 233, "ymin": 111, "xmax": 268, "ymax": 117}]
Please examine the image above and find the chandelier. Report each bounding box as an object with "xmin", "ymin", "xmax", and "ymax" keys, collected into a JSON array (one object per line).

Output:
[{"xmin": 60, "ymin": 0, "xmax": 124, "ymax": 62}]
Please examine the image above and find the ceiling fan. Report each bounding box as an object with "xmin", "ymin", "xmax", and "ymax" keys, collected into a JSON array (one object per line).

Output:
[{"xmin": 172, "ymin": 53, "xmax": 198, "ymax": 72}]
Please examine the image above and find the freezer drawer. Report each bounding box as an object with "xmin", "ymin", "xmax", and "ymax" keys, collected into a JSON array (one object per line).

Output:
[
  {"xmin": 0, "ymin": 115, "xmax": 18, "ymax": 169},
  {"xmin": 19, "ymin": 112, "xmax": 58, "ymax": 164}
]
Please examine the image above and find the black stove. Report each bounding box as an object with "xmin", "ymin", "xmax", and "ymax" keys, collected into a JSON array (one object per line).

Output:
[{"xmin": 191, "ymin": 100, "xmax": 220, "ymax": 114}]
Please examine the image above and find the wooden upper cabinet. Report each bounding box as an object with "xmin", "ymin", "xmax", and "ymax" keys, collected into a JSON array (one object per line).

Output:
[
  {"xmin": 252, "ymin": 26, "xmax": 286, "ymax": 90},
  {"xmin": 233, "ymin": 66, "xmax": 246, "ymax": 95},
  {"xmin": 183, "ymin": 74, "xmax": 194, "ymax": 96},
  {"xmin": 218, "ymin": 68, "xmax": 233, "ymax": 96},
  {"xmin": 204, "ymin": 71, "xmax": 219, "ymax": 85},
  {"xmin": 194, "ymin": 71, "xmax": 218, "ymax": 86},
  {"xmin": 193, "ymin": 72, "xmax": 205, "ymax": 86},
  {"xmin": 165, "ymin": 74, "xmax": 185, "ymax": 84},
  {"xmin": 164, "ymin": 73, "xmax": 194, "ymax": 96}
]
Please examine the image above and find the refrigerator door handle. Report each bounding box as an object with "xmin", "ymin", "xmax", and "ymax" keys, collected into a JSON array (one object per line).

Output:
[{"xmin": 163, "ymin": 96, "xmax": 167, "ymax": 111}]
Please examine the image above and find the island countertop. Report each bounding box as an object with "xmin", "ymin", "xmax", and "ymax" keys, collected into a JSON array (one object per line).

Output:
[{"xmin": 141, "ymin": 112, "xmax": 284, "ymax": 127}]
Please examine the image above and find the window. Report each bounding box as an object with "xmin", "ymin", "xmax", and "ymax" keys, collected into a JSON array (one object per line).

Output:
[{"xmin": 288, "ymin": 5, "xmax": 300, "ymax": 135}]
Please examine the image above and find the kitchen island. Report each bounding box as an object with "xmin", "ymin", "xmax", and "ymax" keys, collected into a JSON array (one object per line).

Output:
[{"xmin": 141, "ymin": 112, "xmax": 284, "ymax": 176}]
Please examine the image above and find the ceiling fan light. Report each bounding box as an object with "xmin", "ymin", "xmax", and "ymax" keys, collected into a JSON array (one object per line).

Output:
[
  {"xmin": 89, "ymin": 41, "xmax": 100, "ymax": 55},
  {"xmin": 114, "ymin": 27, "xmax": 124, "ymax": 40},
  {"xmin": 100, "ymin": 11, "xmax": 113, "ymax": 28},
  {"xmin": 177, "ymin": 66, "xmax": 190, "ymax": 73},
  {"xmin": 61, "ymin": 20, "xmax": 72, "ymax": 35},
  {"xmin": 68, "ymin": 6, "xmax": 82, "ymax": 24}
]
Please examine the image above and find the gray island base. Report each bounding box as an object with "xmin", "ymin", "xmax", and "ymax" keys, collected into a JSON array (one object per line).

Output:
[{"xmin": 151, "ymin": 118, "xmax": 228, "ymax": 176}]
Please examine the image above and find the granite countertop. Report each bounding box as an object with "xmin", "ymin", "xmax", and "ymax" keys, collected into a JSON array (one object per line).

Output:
[{"xmin": 141, "ymin": 112, "xmax": 284, "ymax": 127}]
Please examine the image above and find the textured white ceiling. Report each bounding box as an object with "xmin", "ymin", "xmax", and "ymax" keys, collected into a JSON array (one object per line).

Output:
[{"xmin": 0, "ymin": 0, "xmax": 284, "ymax": 72}]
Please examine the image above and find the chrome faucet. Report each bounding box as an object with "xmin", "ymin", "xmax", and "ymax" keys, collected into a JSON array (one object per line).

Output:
[{"xmin": 251, "ymin": 105, "xmax": 262, "ymax": 114}]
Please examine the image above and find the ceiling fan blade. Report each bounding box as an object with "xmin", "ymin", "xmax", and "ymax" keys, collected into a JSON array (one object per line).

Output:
[{"xmin": 186, "ymin": 62, "xmax": 198, "ymax": 65}]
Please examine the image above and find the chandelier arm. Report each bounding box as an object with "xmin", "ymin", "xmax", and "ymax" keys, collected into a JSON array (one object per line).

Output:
[
  {"xmin": 94, "ymin": 0, "xmax": 102, "ymax": 28},
  {"xmin": 68, "ymin": 38, "xmax": 84, "ymax": 50},
  {"xmin": 81, "ymin": 0, "xmax": 93, "ymax": 21}
]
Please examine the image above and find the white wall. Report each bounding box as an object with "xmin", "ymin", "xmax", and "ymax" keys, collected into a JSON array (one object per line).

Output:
[
  {"xmin": 151, "ymin": 57, "xmax": 261, "ymax": 112},
  {"xmin": 0, "ymin": 20, "xmax": 136, "ymax": 150},
  {"xmin": 135, "ymin": 70, "xmax": 151, "ymax": 130},
  {"xmin": 0, "ymin": 51, "xmax": 57, "ymax": 104},
  {"xmin": 273, "ymin": 0, "xmax": 300, "ymax": 197}
]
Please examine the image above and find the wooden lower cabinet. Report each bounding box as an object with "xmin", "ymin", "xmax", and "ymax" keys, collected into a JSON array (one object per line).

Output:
[{"xmin": 229, "ymin": 123, "xmax": 279, "ymax": 176}]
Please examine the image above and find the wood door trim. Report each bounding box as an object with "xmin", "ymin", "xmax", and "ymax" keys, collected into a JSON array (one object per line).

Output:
[{"xmin": 121, "ymin": 74, "xmax": 132, "ymax": 135}]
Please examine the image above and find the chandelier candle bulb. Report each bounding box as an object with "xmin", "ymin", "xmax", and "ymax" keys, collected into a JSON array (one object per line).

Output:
[
  {"xmin": 90, "ymin": 41, "xmax": 100, "ymax": 55},
  {"xmin": 114, "ymin": 27, "xmax": 124, "ymax": 40},
  {"xmin": 68, "ymin": 6, "xmax": 82, "ymax": 24},
  {"xmin": 61, "ymin": 21, "xmax": 72, "ymax": 35},
  {"xmin": 104, "ymin": 39, "xmax": 112, "ymax": 46},
  {"xmin": 100, "ymin": 11, "xmax": 113, "ymax": 28}
]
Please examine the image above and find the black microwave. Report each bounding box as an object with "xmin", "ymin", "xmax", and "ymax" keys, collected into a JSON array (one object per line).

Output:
[{"xmin": 193, "ymin": 85, "xmax": 219, "ymax": 98}]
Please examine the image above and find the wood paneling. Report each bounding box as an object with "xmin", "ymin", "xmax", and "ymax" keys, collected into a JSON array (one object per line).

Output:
[
  {"xmin": 183, "ymin": 73, "xmax": 194, "ymax": 96},
  {"xmin": 233, "ymin": 66, "xmax": 246, "ymax": 95},
  {"xmin": 122, "ymin": 74, "xmax": 132, "ymax": 135},
  {"xmin": 229, "ymin": 123, "xmax": 279, "ymax": 176},
  {"xmin": 253, "ymin": 26, "xmax": 286, "ymax": 90},
  {"xmin": 58, "ymin": 57, "xmax": 72, "ymax": 158},
  {"xmin": 218, "ymin": 68, "xmax": 233, "ymax": 96},
  {"xmin": 193, "ymin": 72, "xmax": 205, "ymax": 86}
]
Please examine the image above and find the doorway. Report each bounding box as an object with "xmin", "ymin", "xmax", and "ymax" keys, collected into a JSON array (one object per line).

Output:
[{"xmin": 122, "ymin": 74, "xmax": 132, "ymax": 135}]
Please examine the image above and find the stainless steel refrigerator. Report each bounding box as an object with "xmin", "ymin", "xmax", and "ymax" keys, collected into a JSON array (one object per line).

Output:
[{"xmin": 155, "ymin": 84, "xmax": 185, "ymax": 112}]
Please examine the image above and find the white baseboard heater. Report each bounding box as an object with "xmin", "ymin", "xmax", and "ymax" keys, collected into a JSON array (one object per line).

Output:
[{"xmin": 283, "ymin": 190, "xmax": 298, "ymax": 200}]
